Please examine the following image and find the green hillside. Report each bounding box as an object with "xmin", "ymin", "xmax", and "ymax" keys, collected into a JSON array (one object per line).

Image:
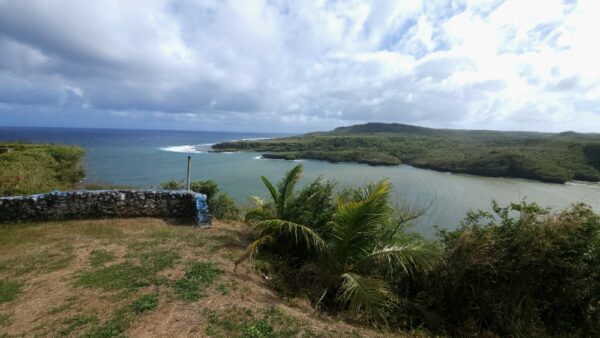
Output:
[
  {"xmin": 212, "ymin": 123, "xmax": 600, "ymax": 183},
  {"xmin": 0, "ymin": 143, "xmax": 85, "ymax": 196}
]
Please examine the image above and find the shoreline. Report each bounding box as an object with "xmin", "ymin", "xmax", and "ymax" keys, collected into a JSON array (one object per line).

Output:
[{"xmin": 211, "ymin": 148, "xmax": 599, "ymax": 185}]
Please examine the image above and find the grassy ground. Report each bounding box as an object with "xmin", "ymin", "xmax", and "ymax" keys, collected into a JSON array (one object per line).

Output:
[{"xmin": 0, "ymin": 218, "xmax": 406, "ymax": 337}]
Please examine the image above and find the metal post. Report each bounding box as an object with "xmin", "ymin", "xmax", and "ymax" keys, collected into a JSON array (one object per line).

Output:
[{"xmin": 186, "ymin": 156, "xmax": 192, "ymax": 191}]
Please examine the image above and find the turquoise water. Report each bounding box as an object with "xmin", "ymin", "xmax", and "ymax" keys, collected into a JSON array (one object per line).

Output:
[{"xmin": 2, "ymin": 127, "xmax": 598, "ymax": 237}]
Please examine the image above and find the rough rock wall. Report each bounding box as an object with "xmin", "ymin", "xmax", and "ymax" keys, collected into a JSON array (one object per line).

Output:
[{"xmin": 0, "ymin": 190, "xmax": 203, "ymax": 223}]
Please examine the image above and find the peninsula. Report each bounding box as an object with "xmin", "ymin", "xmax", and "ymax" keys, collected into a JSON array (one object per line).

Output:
[{"xmin": 212, "ymin": 123, "xmax": 600, "ymax": 183}]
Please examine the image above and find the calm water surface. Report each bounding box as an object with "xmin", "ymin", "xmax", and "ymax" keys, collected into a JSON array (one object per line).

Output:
[{"xmin": 2, "ymin": 127, "xmax": 598, "ymax": 237}]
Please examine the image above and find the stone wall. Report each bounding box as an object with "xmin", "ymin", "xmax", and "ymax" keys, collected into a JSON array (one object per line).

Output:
[{"xmin": 0, "ymin": 190, "xmax": 209, "ymax": 224}]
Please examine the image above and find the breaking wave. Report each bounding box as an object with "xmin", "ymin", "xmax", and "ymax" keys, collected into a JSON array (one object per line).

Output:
[{"xmin": 159, "ymin": 143, "xmax": 214, "ymax": 154}]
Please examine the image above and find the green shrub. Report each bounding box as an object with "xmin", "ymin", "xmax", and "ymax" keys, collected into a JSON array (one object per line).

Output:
[
  {"xmin": 0, "ymin": 143, "xmax": 85, "ymax": 196},
  {"xmin": 160, "ymin": 180, "xmax": 240, "ymax": 220},
  {"xmin": 159, "ymin": 180, "xmax": 184, "ymax": 190},
  {"xmin": 427, "ymin": 201, "xmax": 600, "ymax": 336},
  {"xmin": 190, "ymin": 180, "xmax": 219, "ymax": 199},
  {"xmin": 209, "ymin": 192, "xmax": 240, "ymax": 220}
]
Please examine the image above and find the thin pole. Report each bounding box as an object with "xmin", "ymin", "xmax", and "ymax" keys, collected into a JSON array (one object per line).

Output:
[{"xmin": 186, "ymin": 156, "xmax": 192, "ymax": 191}]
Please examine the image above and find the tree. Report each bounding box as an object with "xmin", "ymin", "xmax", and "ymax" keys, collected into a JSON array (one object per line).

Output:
[{"xmin": 238, "ymin": 165, "xmax": 439, "ymax": 323}]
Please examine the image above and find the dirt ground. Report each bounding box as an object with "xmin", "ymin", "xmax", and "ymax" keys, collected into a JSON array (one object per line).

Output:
[{"xmin": 0, "ymin": 218, "xmax": 409, "ymax": 337}]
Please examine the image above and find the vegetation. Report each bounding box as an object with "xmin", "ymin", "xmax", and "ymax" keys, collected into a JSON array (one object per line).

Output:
[
  {"xmin": 239, "ymin": 164, "xmax": 439, "ymax": 323},
  {"xmin": 204, "ymin": 306, "xmax": 321, "ymax": 338},
  {"xmin": 0, "ymin": 218, "xmax": 381, "ymax": 337},
  {"xmin": 213, "ymin": 122, "xmax": 600, "ymax": 183},
  {"xmin": 0, "ymin": 280, "xmax": 21, "ymax": 303},
  {"xmin": 160, "ymin": 179, "xmax": 240, "ymax": 220},
  {"xmin": 2, "ymin": 160, "xmax": 599, "ymax": 336},
  {"xmin": 0, "ymin": 142, "xmax": 85, "ymax": 196},
  {"xmin": 237, "ymin": 164, "xmax": 600, "ymax": 336},
  {"xmin": 174, "ymin": 261, "xmax": 223, "ymax": 301},
  {"xmin": 425, "ymin": 201, "xmax": 600, "ymax": 336},
  {"xmin": 132, "ymin": 294, "xmax": 159, "ymax": 314}
]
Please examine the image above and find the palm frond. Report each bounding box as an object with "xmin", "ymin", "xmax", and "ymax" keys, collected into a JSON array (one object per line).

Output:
[
  {"xmin": 260, "ymin": 176, "xmax": 279, "ymax": 203},
  {"xmin": 234, "ymin": 235, "xmax": 273, "ymax": 271},
  {"xmin": 329, "ymin": 180, "xmax": 393, "ymax": 265},
  {"xmin": 357, "ymin": 242, "xmax": 440, "ymax": 277},
  {"xmin": 258, "ymin": 219, "xmax": 325, "ymax": 251},
  {"xmin": 276, "ymin": 164, "xmax": 303, "ymax": 217},
  {"xmin": 244, "ymin": 209, "xmax": 270, "ymax": 223},
  {"xmin": 244, "ymin": 196, "xmax": 271, "ymax": 222},
  {"xmin": 337, "ymin": 272, "xmax": 395, "ymax": 321}
]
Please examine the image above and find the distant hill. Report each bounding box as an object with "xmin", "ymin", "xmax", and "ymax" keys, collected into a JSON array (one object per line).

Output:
[
  {"xmin": 333, "ymin": 122, "xmax": 432, "ymax": 134},
  {"xmin": 213, "ymin": 123, "xmax": 600, "ymax": 183}
]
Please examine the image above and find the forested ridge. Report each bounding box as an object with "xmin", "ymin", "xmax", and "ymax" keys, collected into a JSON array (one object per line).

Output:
[{"xmin": 213, "ymin": 122, "xmax": 600, "ymax": 183}]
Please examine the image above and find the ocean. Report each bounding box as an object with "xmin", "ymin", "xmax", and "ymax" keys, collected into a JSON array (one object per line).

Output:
[{"xmin": 1, "ymin": 126, "xmax": 599, "ymax": 237}]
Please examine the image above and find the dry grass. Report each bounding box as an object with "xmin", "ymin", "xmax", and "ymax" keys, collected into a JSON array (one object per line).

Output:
[{"xmin": 0, "ymin": 218, "xmax": 406, "ymax": 337}]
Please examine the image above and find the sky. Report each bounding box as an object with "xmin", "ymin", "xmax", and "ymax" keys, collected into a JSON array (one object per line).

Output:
[{"xmin": 0, "ymin": 0, "xmax": 599, "ymax": 133}]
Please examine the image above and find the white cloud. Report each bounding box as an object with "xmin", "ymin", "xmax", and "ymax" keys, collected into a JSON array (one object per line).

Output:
[{"xmin": 0, "ymin": 0, "xmax": 598, "ymax": 132}]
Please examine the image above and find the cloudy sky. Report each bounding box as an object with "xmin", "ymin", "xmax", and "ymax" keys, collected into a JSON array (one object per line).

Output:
[{"xmin": 0, "ymin": 0, "xmax": 599, "ymax": 133}]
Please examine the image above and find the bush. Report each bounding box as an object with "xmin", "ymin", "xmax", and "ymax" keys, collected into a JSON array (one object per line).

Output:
[
  {"xmin": 160, "ymin": 180, "xmax": 240, "ymax": 220},
  {"xmin": 285, "ymin": 177, "xmax": 336, "ymax": 232},
  {"xmin": 190, "ymin": 180, "xmax": 219, "ymax": 199},
  {"xmin": 426, "ymin": 201, "xmax": 600, "ymax": 336},
  {"xmin": 0, "ymin": 143, "xmax": 85, "ymax": 196},
  {"xmin": 159, "ymin": 180, "xmax": 184, "ymax": 190},
  {"xmin": 209, "ymin": 192, "xmax": 240, "ymax": 220}
]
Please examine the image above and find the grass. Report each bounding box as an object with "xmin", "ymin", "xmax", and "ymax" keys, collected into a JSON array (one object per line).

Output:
[
  {"xmin": 89, "ymin": 249, "xmax": 116, "ymax": 267},
  {"xmin": 132, "ymin": 294, "xmax": 159, "ymax": 314},
  {"xmin": 83, "ymin": 308, "xmax": 132, "ymax": 338},
  {"xmin": 75, "ymin": 262, "xmax": 153, "ymax": 291},
  {"xmin": 174, "ymin": 261, "xmax": 223, "ymax": 301},
  {"xmin": 0, "ymin": 280, "xmax": 22, "ymax": 303},
  {"xmin": 0, "ymin": 218, "xmax": 392, "ymax": 337},
  {"xmin": 59, "ymin": 315, "xmax": 99, "ymax": 336},
  {"xmin": 0, "ymin": 243, "xmax": 74, "ymax": 276},
  {"xmin": 47, "ymin": 299, "xmax": 77, "ymax": 315},
  {"xmin": 0, "ymin": 142, "xmax": 85, "ymax": 196},
  {"xmin": 0, "ymin": 312, "xmax": 12, "ymax": 326},
  {"xmin": 204, "ymin": 306, "xmax": 315, "ymax": 338},
  {"xmin": 77, "ymin": 246, "xmax": 180, "ymax": 292}
]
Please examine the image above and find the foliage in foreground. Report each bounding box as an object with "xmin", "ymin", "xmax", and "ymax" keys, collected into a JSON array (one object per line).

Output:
[
  {"xmin": 160, "ymin": 179, "xmax": 240, "ymax": 220},
  {"xmin": 240, "ymin": 164, "xmax": 600, "ymax": 336},
  {"xmin": 0, "ymin": 143, "xmax": 85, "ymax": 196},
  {"xmin": 426, "ymin": 201, "xmax": 600, "ymax": 336},
  {"xmin": 240, "ymin": 164, "xmax": 439, "ymax": 323}
]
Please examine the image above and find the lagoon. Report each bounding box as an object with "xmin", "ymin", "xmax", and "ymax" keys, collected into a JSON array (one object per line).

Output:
[{"xmin": 1, "ymin": 127, "xmax": 598, "ymax": 237}]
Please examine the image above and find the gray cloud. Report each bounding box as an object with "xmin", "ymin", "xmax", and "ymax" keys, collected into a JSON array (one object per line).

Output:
[{"xmin": 0, "ymin": 0, "xmax": 598, "ymax": 132}]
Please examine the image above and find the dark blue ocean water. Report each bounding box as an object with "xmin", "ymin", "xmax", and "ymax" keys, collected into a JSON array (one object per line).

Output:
[
  {"xmin": 0, "ymin": 126, "xmax": 284, "ymax": 186},
  {"xmin": 2, "ymin": 126, "xmax": 599, "ymax": 237}
]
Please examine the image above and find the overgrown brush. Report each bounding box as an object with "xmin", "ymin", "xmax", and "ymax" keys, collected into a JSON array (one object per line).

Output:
[
  {"xmin": 160, "ymin": 179, "xmax": 240, "ymax": 220},
  {"xmin": 238, "ymin": 165, "xmax": 600, "ymax": 336},
  {"xmin": 0, "ymin": 143, "xmax": 85, "ymax": 196},
  {"xmin": 425, "ymin": 201, "xmax": 600, "ymax": 336}
]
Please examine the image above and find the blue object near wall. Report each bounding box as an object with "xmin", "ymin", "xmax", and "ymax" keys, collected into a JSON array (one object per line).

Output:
[{"xmin": 194, "ymin": 193, "xmax": 211, "ymax": 226}]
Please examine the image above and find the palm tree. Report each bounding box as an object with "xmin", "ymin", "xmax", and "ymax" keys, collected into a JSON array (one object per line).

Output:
[
  {"xmin": 235, "ymin": 164, "xmax": 324, "ymax": 269},
  {"xmin": 237, "ymin": 166, "xmax": 439, "ymax": 322},
  {"xmin": 322, "ymin": 180, "xmax": 439, "ymax": 321}
]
